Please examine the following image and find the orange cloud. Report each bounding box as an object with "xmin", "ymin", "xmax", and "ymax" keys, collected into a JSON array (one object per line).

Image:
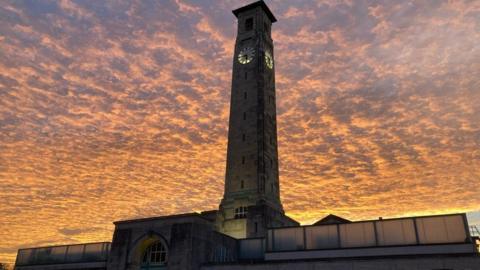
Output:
[{"xmin": 1, "ymin": 0, "xmax": 479, "ymax": 265}]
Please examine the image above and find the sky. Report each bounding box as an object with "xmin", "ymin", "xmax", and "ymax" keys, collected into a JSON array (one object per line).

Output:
[{"xmin": 0, "ymin": 0, "xmax": 479, "ymax": 265}]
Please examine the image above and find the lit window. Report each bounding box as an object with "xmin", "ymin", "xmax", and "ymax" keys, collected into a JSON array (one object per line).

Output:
[
  {"xmin": 142, "ymin": 241, "xmax": 167, "ymax": 267},
  {"xmin": 234, "ymin": 206, "xmax": 248, "ymax": 219},
  {"xmin": 211, "ymin": 245, "xmax": 231, "ymax": 263}
]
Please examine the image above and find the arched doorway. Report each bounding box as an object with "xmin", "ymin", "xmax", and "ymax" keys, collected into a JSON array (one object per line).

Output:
[{"xmin": 140, "ymin": 241, "xmax": 167, "ymax": 269}]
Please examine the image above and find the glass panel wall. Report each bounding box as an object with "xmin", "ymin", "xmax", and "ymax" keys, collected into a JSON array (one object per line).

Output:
[
  {"xmin": 267, "ymin": 214, "xmax": 469, "ymax": 253},
  {"xmin": 65, "ymin": 245, "xmax": 84, "ymax": 262},
  {"xmin": 305, "ymin": 225, "xmax": 338, "ymax": 249},
  {"xmin": 375, "ymin": 219, "xmax": 417, "ymax": 246},
  {"xmin": 16, "ymin": 242, "xmax": 110, "ymax": 266},
  {"xmin": 339, "ymin": 222, "xmax": 376, "ymax": 248},
  {"xmin": 272, "ymin": 227, "xmax": 304, "ymax": 251},
  {"xmin": 239, "ymin": 238, "xmax": 264, "ymax": 260},
  {"xmin": 416, "ymin": 215, "xmax": 467, "ymax": 244}
]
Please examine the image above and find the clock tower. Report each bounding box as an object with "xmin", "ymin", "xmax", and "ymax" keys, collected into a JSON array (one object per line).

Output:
[{"xmin": 216, "ymin": 1, "xmax": 298, "ymax": 239}]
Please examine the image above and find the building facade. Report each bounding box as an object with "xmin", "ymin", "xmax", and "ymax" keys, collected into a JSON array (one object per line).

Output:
[{"xmin": 14, "ymin": 1, "xmax": 480, "ymax": 270}]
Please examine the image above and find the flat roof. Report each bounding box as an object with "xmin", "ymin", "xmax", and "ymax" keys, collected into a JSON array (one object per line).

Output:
[
  {"xmin": 232, "ymin": 1, "xmax": 277, "ymax": 23},
  {"xmin": 114, "ymin": 210, "xmax": 217, "ymax": 225},
  {"xmin": 269, "ymin": 212, "xmax": 468, "ymax": 230},
  {"xmin": 17, "ymin": 242, "xmax": 111, "ymax": 251}
]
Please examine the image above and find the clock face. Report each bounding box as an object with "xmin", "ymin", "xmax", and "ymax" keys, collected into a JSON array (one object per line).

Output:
[
  {"xmin": 265, "ymin": 50, "xmax": 273, "ymax": 69},
  {"xmin": 238, "ymin": 47, "xmax": 255, "ymax": 64}
]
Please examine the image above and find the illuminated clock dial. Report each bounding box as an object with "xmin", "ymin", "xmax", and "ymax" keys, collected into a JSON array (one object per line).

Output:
[
  {"xmin": 238, "ymin": 47, "xmax": 255, "ymax": 64},
  {"xmin": 265, "ymin": 50, "xmax": 273, "ymax": 69}
]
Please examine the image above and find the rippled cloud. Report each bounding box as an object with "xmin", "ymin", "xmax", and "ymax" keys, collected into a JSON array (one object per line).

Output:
[{"xmin": 1, "ymin": 0, "xmax": 479, "ymax": 264}]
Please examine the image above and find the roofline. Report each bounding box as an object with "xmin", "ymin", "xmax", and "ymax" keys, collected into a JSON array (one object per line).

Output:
[
  {"xmin": 268, "ymin": 212, "xmax": 468, "ymax": 230},
  {"xmin": 314, "ymin": 214, "xmax": 352, "ymax": 224},
  {"xmin": 113, "ymin": 211, "xmax": 215, "ymax": 225},
  {"xmin": 232, "ymin": 1, "xmax": 277, "ymax": 23},
  {"xmin": 17, "ymin": 242, "xmax": 111, "ymax": 251}
]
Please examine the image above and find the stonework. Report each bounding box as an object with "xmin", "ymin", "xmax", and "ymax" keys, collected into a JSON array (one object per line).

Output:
[
  {"xmin": 13, "ymin": 2, "xmax": 480, "ymax": 270},
  {"xmin": 106, "ymin": 212, "xmax": 236, "ymax": 270},
  {"xmin": 216, "ymin": 0, "xmax": 298, "ymax": 240}
]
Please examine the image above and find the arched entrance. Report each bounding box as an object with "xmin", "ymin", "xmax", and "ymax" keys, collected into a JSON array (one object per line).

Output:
[{"xmin": 140, "ymin": 240, "xmax": 167, "ymax": 269}]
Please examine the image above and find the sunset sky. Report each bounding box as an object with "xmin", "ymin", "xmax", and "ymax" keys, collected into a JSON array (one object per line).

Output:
[{"xmin": 1, "ymin": 0, "xmax": 479, "ymax": 265}]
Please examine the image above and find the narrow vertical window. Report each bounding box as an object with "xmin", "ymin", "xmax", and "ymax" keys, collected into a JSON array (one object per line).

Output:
[
  {"xmin": 244, "ymin": 92, "xmax": 247, "ymax": 99},
  {"xmin": 245, "ymin": 18, "xmax": 253, "ymax": 31},
  {"xmin": 270, "ymin": 158, "xmax": 273, "ymax": 168},
  {"xmin": 260, "ymin": 176, "xmax": 265, "ymax": 192},
  {"xmin": 241, "ymin": 180, "xmax": 244, "ymax": 189},
  {"xmin": 242, "ymin": 134, "xmax": 246, "ymax": 141},
  {"xmin": 242, "ymin": 156, "xmax": 245, "ymax": 164},
  {"xmin": 243, "ymin": 112, "xmax": 246, "ymax": 120},
  {"xmin": 254, "ymin": 222, "xmax": 258, "ymax": 233},
  {"xmin": 264, "ymin": 22, "xmax": 270, "ymax": 34},
  {"xmin": 270, "ymin": 136, "xmax": 273, "ymax": 145},
  {"xmin": 245, "ymin": 72, "xmax": 248, "ymax": 80}
]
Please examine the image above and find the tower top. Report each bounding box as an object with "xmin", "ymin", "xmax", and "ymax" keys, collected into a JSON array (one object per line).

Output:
[{"xmin": 232, "ymin": 1, "xmax": 277, "ymax": 23}]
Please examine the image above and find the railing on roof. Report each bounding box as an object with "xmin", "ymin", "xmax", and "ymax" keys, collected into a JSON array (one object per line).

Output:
[
  {"xmin": 266, "ymin": 214, "xmax": 470, "ymax": 252},
  {"xmin": 238, "ymin": 214, "xmax": 474, "ymax": 260},
  {"xmin": 470, "ymin": 225, "xmax": 480, "ymax": 237},
  {"xmin": 15, "ymin": 242, "xmax": 111, "ymax": 266}
]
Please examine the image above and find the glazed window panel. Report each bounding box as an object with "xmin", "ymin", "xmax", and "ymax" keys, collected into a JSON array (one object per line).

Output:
[
  {"xmin": 239, "ymin": 238, "xmax": 264, "ymax": 259},
  {"xmin": 16, "ymin": 249, "xmax": 34, "ymax": 265},
  {"xmin": 83, "ymin": 243, "xmax": 104, "ymax": 261},
  {"xmin": 305, "ymin": 225, "xmax": 339, "ymax": 250},
  {"xmin": 50, "ymin": 246, "xmax": 68, "ymax": 262},
  {"xmin": 375, "ymin": 219, "xmax": 417, "ymax": 246},
  {"xmin": 234, "ymin": 206, "xmax": 248, "ymax": 219},
  {"xmin": 65, "ymin": 245, "xmax": 84, "ymax": 262},
  {"xmin": 339, "ymin": 222, "xmax": 376, "ymax": 248},
  {"xmin": 142, "ymin": 241, "xmax": 167, "ymax": 266},
  {"xmin": 273, "ymin": 227, "xmax": 304, "ymax": 251},
  {"xmin": 416, "ymin": 215, "xmax": 467, "ymax": 244}
]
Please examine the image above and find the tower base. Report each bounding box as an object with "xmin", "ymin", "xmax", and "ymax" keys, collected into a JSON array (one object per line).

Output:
[{"xmin": 216, "ymin": 203, "xmax": 299, "ymax": 239}]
